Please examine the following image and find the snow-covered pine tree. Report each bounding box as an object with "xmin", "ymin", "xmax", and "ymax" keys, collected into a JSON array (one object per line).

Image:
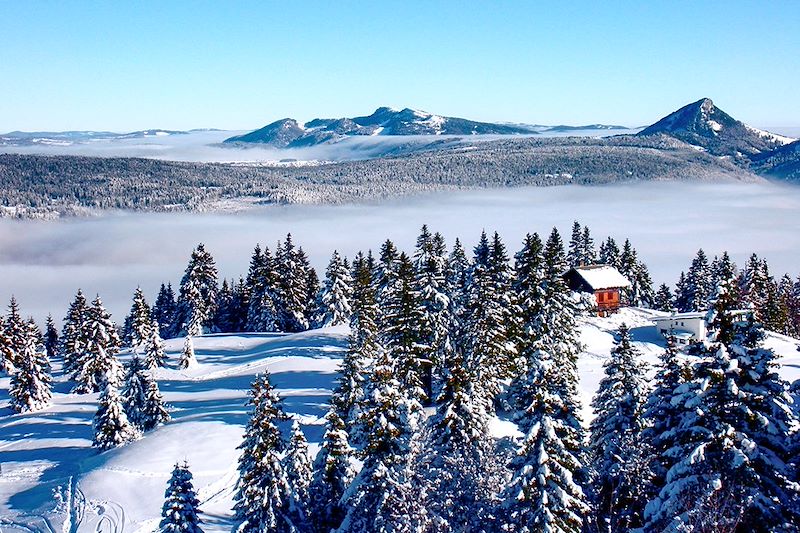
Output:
[
  {"xmin": 339, "ymin": 349, "xmax": 425, "ymax": 533},
  {"xmin": 144, "ymin": 324, "xmax": 167, "ymax": 369},
  {"xmin": 618, "ymin": 239, "xmax": 654, "ymax": 307},
  {"xmin": 152, "ymin": 282, "xmax": 178, "ymax": 339},
  {"xmin": 283, "ymin": 420, "xmax": 313, "ymax": 521},
  {"xmin": 0, "ymin": 316, "xmax": 11, "ymax": 375},
  {"xmin": 419, "ymin": 358, "xmax": 498, "ymax": 531},
  {"xmin": 92, "ymin": 382, "xmax": 140, "ymax": 451},
  {"xmin": 318, "ymin": 250, "xmax": 353, "ymax": 327},
  {"xmin": 373, "ymin": 239, "xmax": 400, "ymax": 326},
  {"xmin": 160, "ymin": 462, "xmax": 203, "ymax": 533},
  {"xmin": 44, "ymin": 314, "xmax": 59, "ymax": 360},
  {"xmin": 308, "ymin": 408, "xmax": 355, "ymax": 533},
  {"xmin": 10, "ymin": 320, "xmax": 52, "ymax": 413},
  {"xmin": 299, "ymin": 247, "xmax": 320, "ymax": 329},
  {"xmin": 125, "ymin": 287, "xmax": 153, "ymax": 350},
  {"xmin": 179, "ymin": 334, "xmax": 196, "ymax": 369},
  {"xmin": 654, "ymin": 283, "xmax": 674, "ymax": 312},
  {"xmin": 413, "ymin": 225, "xmax": 453, "ymax": 402},
  {"xmin": 567, "ymin": 221, "xmax": 584, "ymax": 267},
  {"xmin": 460, "ymin": 231, "xmax": 516, "ymax": 413},
  {"xmin": 142, "ymin": 375, "xmax": 171, "ymax": 430},
  {"xmin": 177, "ymin": 243, "xmax": 218, "ymax": 336},
  {"xmin": 61, "ymin": 289, "xmax": 89, "ymax": 374},
  {"xmin": 276, "ymin": 234, "xmax": 311, "ymax": 333},
  {"xmin": 710, "ymin": 251, "xmax": 738, "ymax": 299},
  {"xmin": 598, "ymin": 236, "xmax": 620, "ymax": 268},
  {"xmin": 246, "ymin": 245, "xmax": 280, "ymax": 332},
  {"xmin": 72, "ymin": 296, "xmax": 124, "ymax": 394},
  {"xmin": 243, "ymin": 243, "xmax": 265, "ymax": 323},
  {"xmin": 444, "ymin": 238, "xmax": 469, "ymax": 377},
  {"xmin": 4, "ymin": 296, "xmax": 27, "ymax": 371},
  {"xmin": 589, "ymin": 323, "xmax": 651, "ymax": 532},
  {"xmin": 683, "ymin": 248, "xmax": 713, "ymax": 311},
  {"xmin": 213, "ymin": 278, "xmax": 236, "ymax": 333},
  {"xmin": 644, "ymin": 277, "xmax": 799, "ymax": 531},
  {"xmin": 581, "ymin": 225, "xmax": 596, "ymax": 265},
  {"xmin": 232, "ymin": 373, "xmax": 300, "ymax": 533},
  {"xmin": 380, "ymin": 251, "xmax": 428, "ymax": 403},
  {"xmin": 121, "ymin": 355, "xmax": 148, "ymax": 429}
]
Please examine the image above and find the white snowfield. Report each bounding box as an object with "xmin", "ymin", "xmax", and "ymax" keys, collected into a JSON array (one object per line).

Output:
[{"xmin": 0, "ymin": 310, "xmax": 798, "ymax": 532}]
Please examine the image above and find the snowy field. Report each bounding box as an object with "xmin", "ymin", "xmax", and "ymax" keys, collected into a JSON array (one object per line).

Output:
[
  {"xmin": 1, "ymin": 309, "xmax": 798, "ymax": 531},
  {"xmin": 1, "ymin": 181, "xmax": 800, "ymax": 324}
]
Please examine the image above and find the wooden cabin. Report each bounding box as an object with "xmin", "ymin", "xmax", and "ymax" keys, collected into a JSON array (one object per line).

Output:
[{"xmin": 562, "ymin": 264, "xmax": 631, "ymax": 316}]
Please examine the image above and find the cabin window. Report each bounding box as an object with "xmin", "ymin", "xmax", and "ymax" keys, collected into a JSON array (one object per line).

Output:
[{"xmin": 598, "ymin": 292, "xmax": 604, "ymax": 302}]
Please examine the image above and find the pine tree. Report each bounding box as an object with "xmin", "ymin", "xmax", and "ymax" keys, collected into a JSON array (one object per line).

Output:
[
  {"xmin": 10, "ymin": 320, "xmax": 52, "ymax": 413},
  {"xmin": 126, "ymin": 287, "xmax": 153, "ymax": 350},
  {"xmin": 654, "ymin": 283, "xmax": 674, "ymax": 312},
  {"xmin": 246, "ymin": 245, "xmax": 281, "ymax": 332},
  {"xmin": 308, "ymin": 408, "xmax": 355, "ymax": 533},
  {"xmin": 92, "ymin": 382, "xmax": 139, "ymax": 451},
  {"xmin": 283, "ymin": 420, "xmax": 313, "ymax": 522},
  {"xmin": 152, "ymin": 283, "xmax": 178, "ymax": 339},
  {"xmin": 144, "ymin": 325, "xmax": 167, "ymax": 369},
  {"xmin": 0, "ymin": 315, "xmax": 11, "ymax": 375},
  {"xmin": 160, "ymin": 462, "xmax": 203, "ymax": 533},
  {"xmin": 319, "ymin": 250, "xmax": 353, "ymax": 327},
  {"xmin": 276, "ymin": 234, "xmax": 311, "ymax": 333},
  {"xmin": 683, "ymin": 248, "xmax": 713, "ymax": 311},
  {"xmin": 179, "ymin": 335, "xmax": 197, "ymax": 369},
  {"xmin": 121, "ymin": 355, "xmax": 148, "ymax": 429},
  {"xmin": 589, "ymin": 323, "xmax": 651, "ymax": 532},
  {"xmin": 339, "ymin": 349, "xmax": 425, "ymax": 533},
  {"xmin": 44, "ymin": 314, "xmax": 59, "ymax": 360},
  {"xmin": 213, "ymin": 278, "xmax": 237, "ymax": 333},
  {"xmin": 177, "ymin": 243, "xmax": 218, "ymax": 336},
  {"xmin": 567, "ymin": 221, "xmax": 584, "ymax": 267},
  {"xmin": 581, "ymin": 225, "xmax": 596, "ymax": 265},
  {"xmin": 598, "ymin": 236, "xmax": 620, "ymax": 268},
  {"xmin": 61, "ymin": 289, "xmax": 89, "ymax": 374},
  {"xmin": 142, "ymin": 376, "xmax": 171, "ymax": 431},
  {"xmin": 72, "ymin": 296, "xmax": 124, "ymax": 394},
  {"xmin": 300, "ymin": 247, "xmax": 320, "ymax": 329},
  {"xmin": 4, "ymin": 296, "xmax": 27, "ymax": 371},
  {"xmin": 232, "ymin": 373, "xmax": 300, "ymax": 533}
]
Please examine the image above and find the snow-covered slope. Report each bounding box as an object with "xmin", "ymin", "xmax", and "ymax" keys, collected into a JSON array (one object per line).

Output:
[{"xmin": 1, "ymin": 310, "xmax": 797, "ymax": 531}]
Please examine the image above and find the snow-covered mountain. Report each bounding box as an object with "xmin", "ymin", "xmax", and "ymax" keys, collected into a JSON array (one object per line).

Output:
[
  {"xmin": 0, "ymin": 129, "xmax": 215, "ymax": 147},
  {"xmin": 223, "ymin": 107, "xmax": 539, "ymax": 147},
  {"xmin": 750, "ymin": 138, "xmax": 800, "ymax": 181},
  {"xmin": 638, "ymin": 98, "xmax": 795, "ymax": 157},
  {"xmin": 1, "ymin": 308, "xmax": 798, "ymax": 530}
]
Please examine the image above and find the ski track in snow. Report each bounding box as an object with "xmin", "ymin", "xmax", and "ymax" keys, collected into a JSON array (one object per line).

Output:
[{"xmin": 0, "ymin": 311, "xmax": 797, "ymax": 531}]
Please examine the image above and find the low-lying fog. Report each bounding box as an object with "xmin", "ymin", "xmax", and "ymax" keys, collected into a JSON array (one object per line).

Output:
[{"xmin": 1, "ymin": 181, "xmax": 799, "ymax": 324}]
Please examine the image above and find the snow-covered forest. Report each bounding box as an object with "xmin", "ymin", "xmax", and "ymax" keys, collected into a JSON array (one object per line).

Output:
[{"xmin": 2, "ymin": 223, "xmax": 800, "ymax": 532}]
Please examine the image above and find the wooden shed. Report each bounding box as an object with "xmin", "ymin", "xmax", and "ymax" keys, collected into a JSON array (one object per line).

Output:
[{"xmin": 562, "ymin": 264, "xmax": 631, "ymax": 316}]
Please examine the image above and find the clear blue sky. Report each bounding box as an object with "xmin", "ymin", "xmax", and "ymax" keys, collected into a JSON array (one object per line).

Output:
[{"xmin": 1, "ymin": 1, "xmax": 798, "ymax": 131}]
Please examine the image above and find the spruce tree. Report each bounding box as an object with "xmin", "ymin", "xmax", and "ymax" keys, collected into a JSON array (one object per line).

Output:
[
  {"xmin": 283, "ymin": 420, "xmax": 313, "ymax": 522},
  {"xmin": 4, "ymin": 296, "xmax": 27, "ymax": 371},
  {"xmin": 179, "ymin": 335, "xmax": 197, "ymax": 369},
  {"xmin": 126, "ymin": 287, "xmax": 153, "ymax": 350},
  {"xmin": 339, "ymin": 349, "xmax": 425, "ymax": 533},
  {"xmin": 683, "ymin": 248, "xmax": 713, "ymax": 311},
  {"xmin": 246, "ymin": 245, "xmax": 281, "ymax": 332},
  {"xmin": 44, "ymin": 314, "xmax": 59, "ymax": 360},
  {"xmin": 276, "ymin": 234, "xmax": 311, "ymax": 333},
  {"xmin": 598, "ymin": 236, "xmax": 620, "ymax": 268},
  {"xmin": 142, "ymin": 376, "xmax": 171, "ymax": 430},
  {"xmin": 567, "ymin": 221, "xmax": 584, "ymax": 267},
  {"xmin": 308, "ymin": 408, "xmax": 355, "ymax": 533},
  {"xmin": 581, "ymin": 225, "xmax": 596, "ymax": 265},
  {"xmin": 121, "ymin": 355, "xmax": 148, "ymax": 429},
  {"xmin": 319, "ymin": 250, "xmax": 353, "ymax": 327},
  {"xmin": 144, "ymin": 325, "xmax": 167, "ymax": 369},
  {"xmin": 654, "ymin": 283, "xmax": 674, "ymax": 312},
  {"xmin": 9, "ymin": 320, "xmax": 52, "ymax": 413},
  {"xmin": 232, "ymin": 373, "xmax": 300, "ymax": 533},
  {"xmin": 92, "ymin": 382, "xmax": 139, "ymax": 451},
  {"xmin": 0, "ymin": 315, "xmax": 11, "ymax": 375},
  {"xmin": 61, "ymin": 289, "xmax": 89, "ymax": 374},
  {"xmin": 72, "ymin": 296, "xmax": 124, "ymax": 394},
  {"xmin": 177, "ymin": 243, "xmax": 218, "ymax": 336},
  {"xmin": 152, "ymin": 283, "xmax": 178, "ymax": 339},
  {"xmin": 589, "ymin": 323, "xmax": 651, "ymax": 532},
  {"xmin": 160, "ymin": 462, "xmax": 203, "ymax": 533}
]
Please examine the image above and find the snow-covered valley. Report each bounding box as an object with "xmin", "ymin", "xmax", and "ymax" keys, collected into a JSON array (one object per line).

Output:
[{"xmin": 1, "ymin": 309, "xmax": 798, "ymax": 531}]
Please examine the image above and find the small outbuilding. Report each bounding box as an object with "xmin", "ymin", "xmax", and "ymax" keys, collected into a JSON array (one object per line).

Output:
[
  {"xmin": 653, "ymin": 309, "xmax": 752, "ymax": 346},
  {"xmin": 562, "ymin": 264, "xmax": 631, "ymax": 316}
]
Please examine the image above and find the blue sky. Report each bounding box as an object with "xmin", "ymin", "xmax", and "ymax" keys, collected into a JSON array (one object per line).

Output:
[{"xmin": 1, "ymin": 1, "xmax": 798, "ymax": 131}]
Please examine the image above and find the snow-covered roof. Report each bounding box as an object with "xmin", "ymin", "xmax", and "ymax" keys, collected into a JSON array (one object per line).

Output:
[
  {"xmin": 569, "ymin": 265, "xmax": 630, "ymax": 290},
  {"xmin": 653, "ymin": 312, "xmax": 706, "ymax": 322}
]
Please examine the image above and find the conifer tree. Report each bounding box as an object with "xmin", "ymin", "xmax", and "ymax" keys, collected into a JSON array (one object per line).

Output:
[
  {"xmin": 373, "ymin": 239, "xmax": 400, "ymax": 322},
  {"xmin": 300, "ymin": 247, "xmax": 320, "ymax": 328},
  {"xmin": 142, "ymin": 376, "xmax": 171, "ymax": 431},
  {"xmin": 61, "ymin": 289, "xmax": 89, "ymax": 374},
  {"xmin": 160, "ymin": 462, "xmax": 203, "ymax": 533},
  {"xmin": 177, "ymin": 243, "xmax": 218, "ymax": 336},
  {"xmin": 247, "ymin": 245, "xmax": 280, "ymax": 332},
  {"xmin": 339, "ymin": 348, "xmax": 425, "ymax": 533},
  {"xmin": 308, "ymin": 408, "xmax": 355, "ymax": 533},
  {"xmin": 72, "ymin": 296, "xmax": 124, "ymax": 394},
  {"xmin": 10, "ymin": 320, "xmax": 52, "ymax": 413},
  {"xmin": 283, "ymin": 420, "xmax": 313, "ymax": 521},
  {"xmin": 121, "ymin": 355, "xmax": 148, "ymax": 429},
  {"xmin": 126, "ymin": 287, "xmax": 153, "ymax": 350},
  {"xmin": 144, "ymin": 325, "xmax": 167, "ymax": 369},
  {"xmin": 152, "ymin": 283, "xmax": 178, "ymax": 339},
  {"xmin": 681, "ymin": 248, "xmax": 713, "ymax": 311},
  {"xmin": 232, "ymin": 373, "xmax": 300, "ymax": 533},
  {"xmin": 213, "ymin": 278, "xmax": 237, "ymax": 333},
  {"xmin": 319, "ymin": 250, "xmax": 353, "ymax": 327},
  {"xmin": 276, "ymin": 234, "xmax": 311, "ymax": 333},
  {"xmin": 179, "ymin": 335, "xmax": 197, "ymax": 369},
  {"xmin": 581, "ymin": 225, "xmax": 596, "ymax": 265},
  {"xmin": 92, "ymin": 382, "xmax": 139, "ymax": 451},
  {"xmin": 567, "ymin": 221, "xmax": 584, "ymax": 267},
  {"xmin": 589, "ymin": 323, "xmax": 651, "ymax": 532},
  {"xmin": 4, "ymin": 296, "xmax": 27, "ymax": 371},
  {"xmin": 44, "ymin": 314, "xmax": 59, "ymax": 360},
  {"xmin": 0, "ymin": 316, "xmax": 11, "ymax": 375},
  {"xmin": 598, "ymin": 236, "xmax": 620, "ymax": 268},
  {"xmin": 654, "ymin": 283, "xmax": 674, "ymax": 312}
]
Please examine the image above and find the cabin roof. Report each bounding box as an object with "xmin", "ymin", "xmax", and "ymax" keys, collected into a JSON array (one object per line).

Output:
[{"xmin": 565, "ymin": 264, "xmax": 630, "ymax": 290}]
